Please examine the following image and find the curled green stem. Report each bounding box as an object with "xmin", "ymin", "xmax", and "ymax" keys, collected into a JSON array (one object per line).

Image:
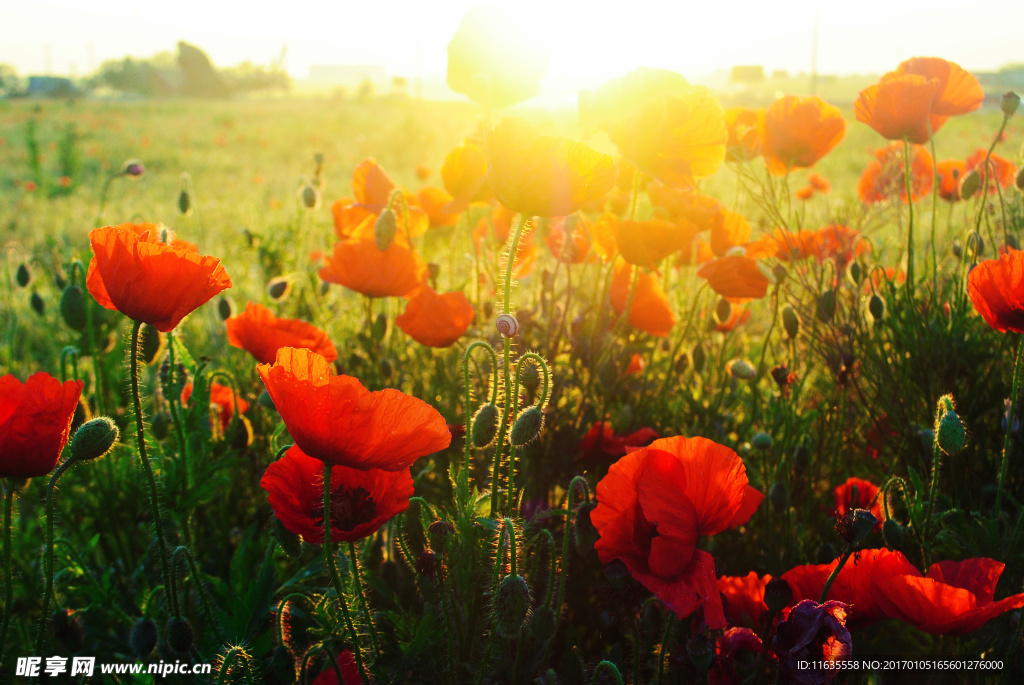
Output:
[
  {"xmin": 33, "ymin": 459, "xmax": 76, "ymax": 654},
  {"xmin": 591, "ymin": 660, "xmax": 625, "ymax": 685}
]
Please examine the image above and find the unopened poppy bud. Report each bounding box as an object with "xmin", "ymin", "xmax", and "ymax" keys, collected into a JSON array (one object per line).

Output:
[
  {"xmin": 273, "ymin": 516, "xmax": 302, "ymax": 558},
  {"xmin": 122, "ymin": 159, "xmax": 145, "ymax": 177},
  {"xmin": 836, "ymin": 508, "xmax": 877, "ymax": 546},
  {"xmin": 752, "ymin": 432, "xmax": 773, "ymax": 450},
  {"xmin": 300, "ymin": 184, "xmax": 319, "ymax": 210},
  {"xmin": 1002, "ymin": 91, "xmax": 1021, "ymax": 118},
  {"xmin": 715, "ymin": 297, "xmax": 732, "ymax": 323},
  {"xmin": 140, "ymin": 323, "xmax": 162, "ymax": 364},
  {"xmin": 764, "ymin": 578, "xmax": 793, "ymax": 613},
  {"xmin": 573, "ymin": 501, "xmax": 598, "ymax": 554},
  {"xmin": 769, "ymin": 482, "xmax": 789, "ymax": 510},
  {"xmin": 868, "ymin": 294, "xmax": 885, "ymax": 322},
  {"xmin": 472, "ymin": 403, "xmax": 500, "ymax": 447},
  {"xmin": 847, "ymin": 261, "xmax": 863, "ymax": 285},
  {"xmin": 372, "ymin": 313, "xmax": 387, "ymax": 342},
  {"xmin": 960, "ymin": 169, "xmax": 981, "ymax": 199},
  {"xmin": 691, "ymin": 343, "xmax": 707, "ymax": 374},
  {"xmin": 429, "ymin": 520, "xmax": 455, "ymax": 552},
  {"xmin": 416, "ymin": 549, "xmax": 438, "ymax": 577},
  {"xmin": 1016, "ymin": 166, "xmax": 1024, "ymax": 192},
  {"xmin": 374, "ymin": 207, "xmax": 399, "ymax": 251},
  {"xmin": 686, "ymin": 633, "xmax": 715, "ymax": 673},
  {"xmin": 729, "ymin": 359, "xmax": 757, "ymax": 381},
  {"xmin": 178, "ymin": 189, "xmax": 191, "ymax": 215},
  {"xmin": 427, "ymin": 262, "xmax": 441, "ymax": 281},
  {"xmin": 782, "ymin": 305, "xmax": 800, "ymax": 339},
  {"xmin": 15, "ymin": 263, "xmax": 30, "ymax": 287},
  {"xmin": 967, "ymin": 231, "xmax": 984, "ymax": 258},
  {"xmin": 70, "ymin": 417, "xmax": 119, "ymax": 462},
  {"xmin": 30, "ymin": 291, "xmax": 44, "ymax": 316},
  {"xmin": 60, "ymin": 284, "xmax": 87, "ymax": 331},
  {"xmin": 167, "ymin": 616, "xmax": 194, "ymax": 655},
  {"xmin": 151, "ymin": 411, "xmax": 170, "ymax": 441},
  {"xmin": 130, "ymin": 617, "xmax": 158, "ymax": 658},
  {"xmin": 51, "ymin": 608, "xmax": 84, "ymax": 652},
  {"xmin": 772, "ymin": 263, "xmax": 789, "ymax": 284},
  {"xmin": 510, "ymin": 406, "xmax": 544, "ymax": 446},
  {"xmin": 268, "ymin": 277, "xmax": 290, "ymax": 300},
  {"xmin": 793, "ymin": 445, "xmax": 810, "ymax": 473},
  {"xmin": 493, "ymin": 574, "xmax": 531, "ymax": 637},
  {"xmin": 882, "ymin": 518, "xmax": 905, "ymax": 551},
  {"xmin": 937, "ymin": 410, "xmax": 966, "ymax": 456},
  {"xmin": 217, "ymin": 296, "xmax": 233, "ymax": 321},
  {"xmin": 483, "ymin": 300, "xmax": 494, "ymax": 319},
  {"xmin": 817, "ymin": 289, "xmax": 836, "ymax": 322}
]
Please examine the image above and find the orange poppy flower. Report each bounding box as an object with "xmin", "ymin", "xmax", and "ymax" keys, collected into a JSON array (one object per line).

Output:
[
  {"xmin": 794, "ymin": 185, "xmax": 814, "ymax": 200},
  {"xmin": 486, "ymin": 117, "xmax": 616, "ymax": 217},
  {"xmin": 646, "ymin": 181, "xmax": 725, "ymax": 232},
  {"xmin": 874, "ymin": 556, "xmax": 1024, "ymax": 635},
  {"xmin": 894, "ymin": 57, "xmax": 985, "ymax": 121},
  {"xmin": 181, "ymin": 381, "xmax": 249, "ymax": 434},
  {"xmin": 579, "ymin": 422, "xmax": 660, "ymax": 459},
  {"xmin": 544, "ymin": 216, "xmax": 592, "ymax": 264},
  {"xmin": 613, "ymin": 218, "xmax": 696, "ymax": 268},
  {"xmin": 441, "ymin": 137, "xmax": 491, "ymax": 212},
  {"xmin": 625, "ymin": 352, "xmax": 645, "ymax": 375},
  {"xmin": 936, "ymin": 159, "xmax": 967, "ymax": 201},
  {"xmin": 395, "ymin": 286, "xmax": 475, "ymax": 348},
  {"xmin": 724, "ymin": 107, "xmax": 764, "ymax": 162},
  {"xmin": 318, "ymin": 239, "xmax": 428, "ymax": 298},
  {"xmin": 855, "ymin": 74, "xmax": 939, "ymax": 144},
  {"xmin": 0, "ymin": 372, "xmax": 83, "ymax": 478},
  {"xmin": 718, "ymin": 572, "xmax": 770, "ymax": 628},
  {"xmin": 415, "ymin": 163, "xmax": 432, "ymax": 180},
  {"xmin": 833, "ymin": 476, "xmax": 885, "ymax": 529},
  {"xmin": 965, "ymin": 149, "xmax": 1016, "ymax": 191},
  {"xmin": 609, "ymin": 259, "xmax": 675, "ymax": 337},
  {"xmin": 715, "ymin": 304, "xmax": 751, "ymax": 332},
  {"xmin": 710, "ymin": 211, "xmax": 752, "ymax": 257},
  {"xmin": 261, "ymin": 444, "xmax": 413, "ymax": 543},
  {"xmin": 87, "ymin": 224, "xmax": 232, "ymax": 332},
  {"xmin": 226, "ymin": 302, "xmax": 337, "ymax": 364},
  {"xmin": 857, "ymin": 142, "xmax": 934, "ymax": 204},
  {"xmin": 762, "ymin": 96, "xmax": 847, "ymax": 175},
  {"xmin": 808, "ymin": 173, "xmax": 831, "ymax": 193},
  {"xmin": 592, "ymin": 436, "xmax": 763, "ymax": 627},
  {"xmin": 968, "ymin": 250, "xmax": 1024, "ymax": 333},
  {"xmin": 257, "ymin": 347, "xmax": 451, "ymax": 470},
  {"xmin": 608, "ymin": 86, "xmax": 728, "ymax": 187},
  {"xmin": 416, "ymin": 187, "xmax": 460, "ymax": 228},
  {"xmin": 589, "ymin": 213, "xmax": 619, "ymax": 263},
  {"xmin": 330, "ymin": 159, "xmax": 428, "ymax": 244},
  {"xmin": 696, "ymin": 254, "xmax": 770, "ymax": 303}
]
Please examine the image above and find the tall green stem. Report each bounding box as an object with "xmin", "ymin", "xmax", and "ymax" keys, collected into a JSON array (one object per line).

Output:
[
  {"xmin": 657, "ymin": 613, "xmax": 675, "ymax": 684},
  {"xmin": 819, "ymin": 546, "xmax": 855, "ymax": 603},
  {"xmin": 33, "ymin": 459, "xmax": 76, "ymax": 654},
  {"xmin": 0, "ymin": 482, "xmax": 14, "ymax": 657},
  {"xmin": 347, "ymin": 541, "xmax": 381, "ymax": 657},
  {"xmin": 996, "ymin": 336, "xmax": 1024, "ymax": 514},
  {"xmin": 902, "ymin": 138, "xmax": 916, "ymax": 298}
]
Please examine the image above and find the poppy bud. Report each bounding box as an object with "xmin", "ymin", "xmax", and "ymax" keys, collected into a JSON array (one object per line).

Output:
[
  {"xmin": 817, "ymin": 289, "xmax": 836, "ymax": 322},
  {"xmin": 715, "ymin": 297, "xmax": 732, "ymax": 324},
  {"xmin": 471, "ymin": 403, "xmax": 500, "ymax": 447},
  {"xmin": 952, "ymin": 241, "xmax": 963, "ymax": 258},
  {"xmin": 510, "ymin": 406, "xmax": 544, "ymax": 446},
  {"xmin": 1016, "ymin": 166, "xmax": 1024, "ymax": 192},
  {"xmin": 882, "ymin": 518, "xmax": 905, "ymax": 551},
  {"xmin": 51, "ymin": 608, "xmax": 84, "ymax": 652},
  {"xmin": 836, "ymin": 508, "xmax": 877, "ymax": 546},
  {"xmin": 374, "ymin": 207, "xmax": 399, "ymax": 250},
  {"xmin": 300, "ymin": 184, "xmax": 319, "ymax": 210},
  {"xmin": 769, "ymin": 482, "xmax": 789, "ymax": 510},
  {"xmin": 428, "ymin": 262, "xmax": 441, "ymax": 281},
  {"xmin": 960, "ymin": 169, "xmax": 981, "ymax": 199},
  {"xmin": 573, "ymin": 501, "xmax": 598, "ymax": 554},
  {"xmin": 752, "ymin": 432, "xmax": 773, "ymax": 450},
  {"xmin": 166, "ymin": 616, "xmax": 194, "ymax": 655},
  {"xmin": 764, "ymin": 578, "xmax": 793, "ymax": 614},
  {"xmin": 151, "ymin": 411, "xmax": 170, "ymax": 441},
  {"xmin": 729, "ymin": 359, "xmax": 757, "ymax": 381},
  {"xmin": 121, "ymin": 159, "xmax": 145, "ymax": 177},
  {"xmin": 692, "ymin": 343, "xmax": 707, "ymax": 374},
  {"xmin": 30, "ymin": 291, "xmax": 44, "ymax": 316},
  {"xmin": 416, "ymin": 549, "xmax": 438, "ymax": 577},
  {"xmin": 372, "ymin": 313, "xmax": 387, "ymax": 342},
  {"xmin": 483, "ymin": 300, "xmax": 494, "ymax": 319},
  {"xmin": 217, "ymin": 296, "xmax": 234, "ymax": 321},
  {"xmin": 1002, "ymin": 91, "xmax": 1021, "ymax": 118},
  {"xmin": 140, "ymin": 323, "xmax": 162, "ymax": 365},
  {"xmin": 60, "ymin": 284, "xmax": 88, "ymax": 331},
  {"xmin": 429, "ymin": 520, "xmax": 454, "ymax": 552},
  {"xmin": 686, "ymin": 633, "xmax": 715, "ymax": 673},
  {"xmin": 967, "ymin": 231, "xmax": 984, "ymax": 258},
  {"xmin": 273, "ymin": 515, "xmax": 302, "ymax": 559},
  {"xmin": 793, "ymin": 445, "xmax": 810, "ymax": 473},
  {"xmin": 69, "ymin": 417, "xmax": 119, "ymax": 462},
  {"xmin": 492, "ymin": 574, "xmax": 531, "ymax": 637},
  {"xmin": 847, "ymin": 261, "xmax": 863, "ymax": 285},
  {"xmin": 782, "ymin": 305, "xmax": 800, "ymax": 339},
  {"xmin": 228, "ymin": 415, "xmax": 254, "ymax": 449},
  {"xmin": 178, "ymin": 189, "xmax": 191, "ymax": 215},
  {"xmin": 130, "ymin": 618, "xmax": 158, "ymax": 658},
  {"xmin": 937, "ymin": 410, "xmax": 966, "ymax": 456},
  {"xmin": 268, "ymin": 277, "xmax": 290, "ymax": 301},
  {"xmin": 772, "ymin": 263, "xmax": 789, "ymax": 284},
  {"xmin": 15, "ymin": 263, "xmax": 30, "ymax": 287},
  {"xmin": 868, "ymin": 294, "xmax": 885, "ymax": 322}
]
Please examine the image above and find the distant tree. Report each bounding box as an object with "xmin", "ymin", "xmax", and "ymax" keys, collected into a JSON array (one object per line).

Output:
[
  {"xmin": 88, "ymin": 58, "xmax": 171, "ymax": 96},
  {"xmin": 356, "ymin": 78, "xmax": 375, "ymax": 101},
  {"xmin": 221, "ymin": 62, "xmax": 292, "ymax": 94},
  {"xmin": 177, "ymin": 41, "xmax": 229, "ymax": 98},
  {"xmin": 0, "ymin": 64, "xmax": 21, "ymax": 96}
]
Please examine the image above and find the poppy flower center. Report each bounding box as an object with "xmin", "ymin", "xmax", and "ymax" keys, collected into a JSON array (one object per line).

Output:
[{"xmin": 312, "ymin": 486, "xmax": 378, "ymax": 532}]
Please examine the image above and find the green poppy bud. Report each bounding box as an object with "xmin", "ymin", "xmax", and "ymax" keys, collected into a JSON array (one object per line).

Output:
[
  {"xmin": 868, "ymin": 294, "xmax": 885, "ymax": 322},
  {"xmin": 1002, "ymin": 91, "xmax": 1020, "ymax": 118},
  {"xmin": 177, "ymin": 189, "xmax": 191, "ymax": 215},
  {"xmin": 960, "ymin": 169, "xmax": 981, "ymax": 199},
  {"xmin": 686, "ymin": 634, "xmax": 714, "ymax": 673},
  {"xmin": 268, "ymin": 277, "xmax": 290, "ymax": 300},
  {"xmin": 166, "ymin": 616, "xmax": 194, "ymax": 656},
  {"xmin": 151, "ymin": 411, "xmax": 171, "ymax": 441},
  {"xmin": 882, "ymin": 518, "xmax": 905, "ymax": 551},
  {"xmin": 692, "ymin": 343, "xmax": 707, "ymax": 374},
  {"xmin": 769, "ymin": 482, "xmax": 789, "ymax": 510},
  {"xmin": 374, "ymin": 207, "xmax": 398, "ymax": 251},
  {"xmin": 817, "ymin": 288, "xmax": 836, "ymax": 322},
  {"xmin": 492, "ymin": 574, "xmax": 531, "ymax": 638},
  {"xmin": 937, "ymin": 410, "xmax": 967, "ymax": 456},
  {"xmin": 273, "ymin": 516, "xmax": 302, "ymax": 559},
  {"xmin": 782, "ymin": 305, "xmax": 800, "ymax": 339},
  {"xmin": 60, "ymin": 284, "xmax": 87, "ymax": 331},
  {"xmin": 217, "ymin": 296, "xmax": 233, "ymax": 321},
  {"xmin": 509, "ymin": 406, "xmax": 544, "ymax": 446},
  {"xmin": 140, "ymin": 323, "xmax": 162, "ymax": 365},
  {"xmin": 15, "ymin": 263, "xmax": 30, "ymax": 287},
  {"xmin": 301, "ymin": 184, "xmax": 319, "ymax": 210},
  {"xmin": 471, "ymin": 403, "xmax": 500, "ymax": 447},
  {"xmin": 729, "ymin": 359, "xmax": 757, "ymax": 381},
  {"xmin": 30, "ymin": 291, "xmax": 45, "ymax": 316},
  {"xmin": 130, "ymin": 618, "xmax": 158, "ymax": 659},
  {"xmin": 69, "ymin": 417, "xmax": 119, "ymax": 462}
]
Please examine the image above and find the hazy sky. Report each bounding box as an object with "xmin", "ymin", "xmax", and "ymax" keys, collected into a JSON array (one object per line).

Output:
[{"xmin": 3, "ymin": 0, "xmax": 1022, "ymax": 90}]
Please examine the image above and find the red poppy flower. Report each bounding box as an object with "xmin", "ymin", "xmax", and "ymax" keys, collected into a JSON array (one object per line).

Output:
[
  {"xmin": 857, "ymin": 142, "xmax": 934, "ymax": 204},
  {"xmin": 226, "ymin": 302, "xmax": 337, "ymax": 364},
  {"xmin": 725, "ymin": 107, "xmax": 764, "ymax": 162},
  {"xmin": 181, "ymin": 382, "xmax": 249, "ymax": 434},
  {"xmin": 709, "ymin": 211, "xmax": 752, "ymax": 258},
  {"xmin": 718, "ymin": 572, "xmax": 770, "ymax": 628},
  {"xmin": 832, "ymin": 477, "xmax": 885, "ymax": 529},
  {"xmin": 696, "ymin": 255, "xmax": 770, "ymax": 303},
  {"xmin": 609, "ymin": 259, "xmax": 676, "ymax": 337},
  {"xmin": 874, "ymin": 555, "xmax": 1024, "ymax": 635},
  {"xmin": 762, "ymin": 96, "xmax": 846, "ymax": 175},
  {"xmin": 794, "ymin": 186, "xmax": 814, "ymax": 201},
  {"xmin": 579, "ymin": 422, "xmax": 660, "ymax": 459},
  {"xmin": 711, "ymin": 628, "xmax": 764, "ymax": 685},
  {"xmin": 87, "ymin": 224, "xmax": 232, "ymax": 332},
  {"xmin": 318, "ymin": 239, "xmax": 428, "ymax": 299},
  {"xmin": 965, "ymin": 149, "xmax": 1016, "ymax": 191},
  {"xmin": 646, "ymin": 181, "xmax": 725, "ymax": 231},
  {"xmin": 624, "ymin": 353, "xmax": 645, "ymax": 375},
  {"xmin": 592, "ymin": 436, "xmax": 763, "ymax": 628},
  {"xmin": 0, "ymin": 373, "xmax": 83, "ymax": 478},
  {"xmin": 808, "ymin": 173, "xmax": 831, "ymax": 193},
  {"xmin": 311, "ymin": 650, "xmax": 364, "ymax": 685},
  {"xmin": 330, "ymin": 159, "xmax": 428, "ymax": 245},
  {"xmin": 894, "ymin": 57, "xmax": 984, "ymax": 120},
  {"xmin": 261, "ymin": 445, "xmax": 413, "ymax": 544},
  {"xmin": 854, "ymin": 74, "xmax": 939, "ymax": 144},
  {"xmin": 968, "ymin": 250, "xmax": 1024, "ymax": 333},
  {"xmin": 486, "ymin": 117, "xmax": 617, "ymax": 217},
  {"xmin": 258, "ymin": 347, "xmax": 451, "ymax": 470},
  {"xmin": 771, "ymin": 600, "xmax": 852, "ymax": 680},
  {"xmin": 395, "ymin": 286, "xmax": 475, "ymax": 348},
  {"xmin": 936, "ymin": 159, "xmax": 967, "ymax": 201}
]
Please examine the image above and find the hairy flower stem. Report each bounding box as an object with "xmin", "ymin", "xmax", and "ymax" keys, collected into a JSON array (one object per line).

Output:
[
  {"xmin": 0, "ymin": 482, "xmax": 14, "ymax": 657},
  {"xmin": 657, "ymin": 613, "xmax": 675, "ymax": 684},
  {"xmin": 996, "ymin": 336, "xmax": 1024, "ymax": 515},
  {"xmin": 33, "ymin": 459, "xmax": 76, "ymax": 654},
  {"xmin": 322, "ymin": 463, "xmax": 370, "ymax": 684},
  {"xmin": 902, "ymin": 138, "xmax": 916, "ymax": 298},
  {"xmin": 348, "ymin": 541, "xmax": 381, "ymax": 657},
  {"xmin": 130, "ymin": 320, "xmax": 177, "ymax": 620},
  {"xmin": 819, "ymin": 546, "xmax": 855, "ymax": 603},
  {"xmin": 166, "ymin": 331, "xmax": 191, "ymax": 490},
  {"xmin": 591, "ymin": 661, "xmax": 625, "ymax": 685},
  {"xmin": 554, "ymin": 476, "xmax": 590, "ymax": 617}
]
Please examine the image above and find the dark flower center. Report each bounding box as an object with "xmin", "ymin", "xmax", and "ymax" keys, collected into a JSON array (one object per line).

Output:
[{"xmin": 311, "ymin": 486, "xmax": 377, "ymax": 532}]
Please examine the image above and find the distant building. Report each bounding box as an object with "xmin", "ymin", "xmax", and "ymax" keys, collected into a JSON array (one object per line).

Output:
[
  {"xmin": 729, "ymin": 66, "xmax": 765, "ymax": 84},
  {"xmin": 308, "ymin": 65, "xmax": 387, "ymax": 85},
  {"xmin": 27, "ymin": 76, "xmax": 76, "ymax": 97}
]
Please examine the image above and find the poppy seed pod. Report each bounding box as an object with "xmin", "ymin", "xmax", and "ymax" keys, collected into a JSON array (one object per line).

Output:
[
  {"xmin": 166, "ymin": 616, "xmax": 194, "ymax": 656},
  {"xmin": 782, "ymin": 305, "xmax": 800, "ymax": 339},
  {"xmin": 59, "ymin": 284, "xmax": 88, "ymax": 331},
  {"xmin": 130, "ymin": 618, "xmax": 158, "ymax": 658},
  {"xmin": 267, "ymin": 277, "xmax": 290, "ymax": 301},
  {"xmin": 960, "ymin": 168, "xmax": 981, "ymax": 199},
  {"xmin": 868, "ymin": 294, "xmax": 885, "ymax": 322},
  {"xmin": 30, "ymin": 291, "xmax": 45, "ymax": 316},
  {"xmin": 937, "ymin": 410, "xmax": 967, "ymax": 456},
  {"xmin": 691, "ymin": 343, "xmax": 707, "ymax": 373},
  {"xmin": 492, "ymin": 574, "xmax": 531, "ymax": 637},
  {"xmin": 882, "ymin": 518, "xmax": 905, "ymax": 551},
  {"xmin": 836, "ymin": 508, "xmax": 878, "ymax": 547},
  {"xmin": 729, "ymin": 358, "xmax": 757, "ymax": 381},
  {"xmin": 510, "ymin": 406, "xmax": 544, "ymax": 446},
  {"xmin": 1002, "ymin": 91, "xmax": 1021, "ymax": 118},
  {"xmin": 15, "ymin": 263, "xmax": 30, "ymax": 287},
  {"xmin": 374, "ymin": 207, "xmax": 399, "ymax": 251},
  {"xmin": 1015, "ymin": 166, "xmax": 1024, "ymax": 192},
  {"xmin": 686, "ymin": 634, "xmax": 715, "ymax": 673},
  {"xmin": 752, "ymin": 432, "xmax": 773, "ymax": 450},
  {"xmin": 178, "ymin": 189, "xmax": 191, "ymax": 215},
  {"xmin": 817, "ymin": 289, "xmax": 836, "ymax": 322},
  {"xmin": 301, "ymin": 184, "xmax": 319, "ymax": 210},
  {"xmin": 471, "ymin": 403, "xmax": 500, "ymax": 447},
  {"xmin": 69, "ymin": 417, "xmax": 119, "ymax": 462}
]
